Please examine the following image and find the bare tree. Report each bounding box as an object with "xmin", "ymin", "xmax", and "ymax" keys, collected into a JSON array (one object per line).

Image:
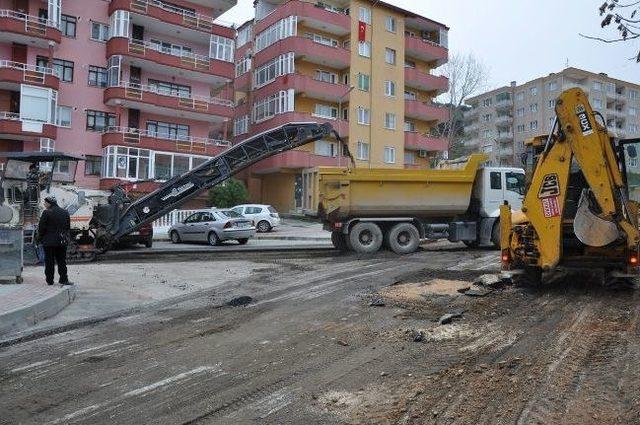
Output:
[
  {"xmin": 580, "ymin": 1, "xmax": 640, "ymax": 61},
  {"xmin": 433, "ymin": 53, "xmax": 489, "ymax": 158}
]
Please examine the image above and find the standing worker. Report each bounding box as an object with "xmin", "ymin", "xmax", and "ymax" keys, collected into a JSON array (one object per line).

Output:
[{"xmin": 38, "ymin": 196, "xmax": 72, "ymax": 285}]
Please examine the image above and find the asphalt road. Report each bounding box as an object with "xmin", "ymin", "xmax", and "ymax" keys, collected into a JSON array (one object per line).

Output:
[{"xmin": 1, "ymin": 247, "xmax": 639, "ymax": 424}]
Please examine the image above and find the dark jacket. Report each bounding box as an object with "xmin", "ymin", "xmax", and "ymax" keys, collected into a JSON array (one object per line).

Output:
[{"xmin": 38, "ymin": 205, "xmax": 71, "ymax": 247}]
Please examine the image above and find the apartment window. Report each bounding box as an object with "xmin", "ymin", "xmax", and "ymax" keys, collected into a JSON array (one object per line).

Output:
[
  {"xmin": 530, "ymin": 103, "xmax": 538, "ymax": 113},
  {"xmin": 593, "ymin": 81, "xmax": 602, "ymax": 91},
  {"xmin": 629, "ymin": 107, "xmax": 637, "ymax": 116},
  {"xmin": 383, "ymin": 146, "xmax": 396, "ymax": 164},
  {"xmin": 88, "ymin": 66, "xmax": 108, "ymax": 87},
  {"xmin": 91, "ymin": 22, "xmax": 109, "ymax": 42},
  {"xmin": 235, "ymin": 56, "xmax": 251, "ymax": 77},
  {"xmin": 404, "ymin": 121, "xmax": 416, "ymax": 132},
  {"xmin": 255, "ymin": 16, "xmax": 297, "ymax": 52},
  {"xmin": 149, "ymin": 39, "xmax": 192, "ymax": 56},
  {"xmin": 314, "ymin": 104, "xmax": 338, "ymax": 119},
  {"xmin": 385, "ymin": 48, "xmax": 396, "ymax": 65},
  {"xmin": 548, "ymin": 99, "xmax": 556, "ymax": 109},
  {"xmin": 236, "ymin": 25, "xmax": 253, "ymax": 48},
  {"xmin": 359, "ymin": 6, "xmax": 371, "ymax": 24},
  {"xmin": 37, "ymin": 56, "xmax": 74, "ymax": 82},
  {"xmin": 606, "ymin": 82, "xmax": 615, "ymax": 93},
  {"xmin": 483, "ymin": 113, "xmax": 492, "ymax": 122},
  {"xmin": 404, "ymin": 90, "xmax": 417, "ymax": 101},
  {"xmin": 357, "ymin": 107, "xmax": 370, "ymax": 125},
  {"xmin": 530, "ymin": 120, "xmax": 538, "ymax": 131},
  {"xmin": 517, "ymin": 124, "xmax": 525, "ymax": 133},
  {"xmin": 253, "ymin": 52, "xmax": 295, "ymax": 88},
  {"xmin": 516, "ymin": 107, "xmax": 525, "ymax": 117},
  {"xmin": 315, "ymin": 140, "xmax": 337, "ymax": 157},
  {"xmin": 385, "ymin": 16, "xmax": 396, "ymax": 33},
  {"xmin": 56, "ymin": 105, "xmax": 72, "ymax": 127},
  {"xmin": 20, "ymin": 85, "xmax": 57, "ymax": 124},
  {"xmin": 516, "ymin": 91, "xmax": 524, "ymax": 101},
  {"xmin": 629, "ymin": 89, "xmax": 638, "ymax": 100},
  {"xmin": 40, "ymin": 138, "xmax": 54, "ymax": 152},
  {"xmin": 547, "ymin": 81, "xmax": 557, "ymax": 91},
  {"xmin": 109, "ymin": 10, "xmax": 130, "ymax": 38},
  {"xmin": 252, "ymin": 89, "xmax": 295, "ymax": 122},
  {"xmin": 629, "ymin": 124, "xmax": 639, "ymax": 133},
  {"xmin": 484, "ymin": 129, "xmax": 492, "ymax": 138},
  {"xmin": 384, "ymin": 81, "xmax": 396, "ymax": 97},
  {"xmin": 102, "ymin": 146, "xmax": 150, "ymax": 180},
  {"xmin": 404, "ymin": 152, "xmax": 416, "ymax": 165},
  {"xmin": 85, "ymin": 155, "xmax": 102, "ymax": 176},
  {"xmin": 305, "ymin": 32, "xmax": 338, "ymax": 47},
  {"xmin": 61, "ymin": 14, "xmax": 76, "ymax": 37},
  {"xmin": 315, "ymin": 70, "xmax": 338, "ymax": 84},
  {"xmin": 404, "ymin": 60, "xmax": 416, "ymax": 69},
  {"xmin": 357, "ymin": 73, "xmax": 370, "ymax": 91},
  {"xmin": 210, "ymin": 35, "xmax": 234, "ymax": 62},
  {"xmin": 146, "ymin": 121, "xmax": 189, "ymax": 140},
  {"xmin": 86, "ymin": 110, "xmax": 116, "ymax": 131},
  {"xmin": 358, "ymin": 41, "xmax": 371, "ymax": 58},
  {"xmin": 384, "ymin": 113, "xmax": 396, "ymax": 129},
  {"xmin": 356, "ymin": 141, "xmax": 369, "ymax": 160},
  {"xmin": 234, "ymin": 115, "xmax": 249, "ymax": 136},
  {"xmin": 530, "ymin": 87, "xmax": 538, "ymax": 96},
  {"xmin": 148, "ymin": 79, "xmax": 191, "ymax": 97},
  {"xmin": 483, "ymin": 98, "xmax": 492, "ymax": 107}
]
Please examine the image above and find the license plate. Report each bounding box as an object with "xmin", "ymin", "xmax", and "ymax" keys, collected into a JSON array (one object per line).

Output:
[{"xmin": 236, "ymin": 222, "xmax": 250, "ymax": 229}]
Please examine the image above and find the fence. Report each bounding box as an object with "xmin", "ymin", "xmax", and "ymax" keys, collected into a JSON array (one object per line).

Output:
[{"xmin": 152, "ymin": 208, "xmax": 201, "ymax": 238}]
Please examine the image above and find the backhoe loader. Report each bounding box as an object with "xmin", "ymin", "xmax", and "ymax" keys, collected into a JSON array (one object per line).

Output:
[{"xmin": 500, "ymin": 88, "xmax": 640, "ymax": 286}]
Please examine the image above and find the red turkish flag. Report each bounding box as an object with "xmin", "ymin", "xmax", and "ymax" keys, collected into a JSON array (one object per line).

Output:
[{"xmin": 358, "ymin": 21, "xmax": 366, "ymax": 42}]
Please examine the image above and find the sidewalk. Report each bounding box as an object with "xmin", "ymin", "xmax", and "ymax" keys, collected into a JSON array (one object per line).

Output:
[{"xmin": 0, "ymin": 279, "xmax": 76, "ymax": 336}]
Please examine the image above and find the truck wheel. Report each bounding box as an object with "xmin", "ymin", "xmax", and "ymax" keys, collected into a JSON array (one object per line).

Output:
[
  {"xmin": 331, "ymin": 231, "xmax": 348, "ymax": 251},
  {"xmin": 348, "ymin": 222, "xmax": 383, "ymax": 254},
  {"xmin": 491, "ymin": 221, "xmax": 500, "ymax": 249},
  {"xmin": 511, "ymin": 267, "xmax": 542, "ymax": 287},
  {"xmin": 386, "ymin": 223, "xmax": 420, "ymax": 254}
]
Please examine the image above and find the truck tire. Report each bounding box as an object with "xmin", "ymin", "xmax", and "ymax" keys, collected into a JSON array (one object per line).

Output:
[
  {"xmin": 386, "ymin": 223, "xmax": 420, "ymax": 254},
  {"xmin": 331, "ymin": 231, "xmax": 348, "ymax": 251},
  {"xmin": 348, "ymin": 222, "xmax": 383, "ymax": 254}
]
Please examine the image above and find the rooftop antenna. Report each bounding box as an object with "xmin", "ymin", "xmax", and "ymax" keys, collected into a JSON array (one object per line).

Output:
[{"xmin": 565, "ymin": 57, "xmax": 570, "ymax": 68}]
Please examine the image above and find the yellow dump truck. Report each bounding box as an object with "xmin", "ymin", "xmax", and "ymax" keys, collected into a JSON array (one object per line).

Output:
[{"xmin": 302, "ymin": 154, "xmax": 525, "ymax": 254}]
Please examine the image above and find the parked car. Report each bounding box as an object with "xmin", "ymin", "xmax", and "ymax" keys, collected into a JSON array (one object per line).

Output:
[
  {"xmin": 231, "ymin": 204, "xmax": 280, "ymax": 233},
  {"xmin": 168, "ymin": 209, "xmax": 256, "ymax": 246},
  {"xmin": 117, "ymin": 222, "xmax": 153, "ymax": 248}
]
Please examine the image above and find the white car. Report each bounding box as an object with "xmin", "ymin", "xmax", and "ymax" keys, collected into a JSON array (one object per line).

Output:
[{"xmin": 232, "ymin": 204, "xmax": 280, "ymax": 232}]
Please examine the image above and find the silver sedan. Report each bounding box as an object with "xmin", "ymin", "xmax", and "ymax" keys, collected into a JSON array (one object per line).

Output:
[{"xmin": 168, "ymin": 209, "xmax": 256, "ymax": 246}]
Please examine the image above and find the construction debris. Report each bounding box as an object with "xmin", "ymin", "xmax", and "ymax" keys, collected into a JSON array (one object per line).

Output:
[
  {"xmin": 226, "ymin": 296, "xmax": 253, "ymax": 307},
  {"xmin": 369, "ymin": 295, "xmax": 386, "ymax": 307},
  {"xmin": 438, "ymin": 310, "xmax": 464, "ymax": 325}
]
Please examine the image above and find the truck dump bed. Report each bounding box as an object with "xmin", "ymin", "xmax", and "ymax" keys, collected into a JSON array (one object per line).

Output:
[{"xmin": 302, "ymin": 154, "xmax": 487, "ymax": 222}]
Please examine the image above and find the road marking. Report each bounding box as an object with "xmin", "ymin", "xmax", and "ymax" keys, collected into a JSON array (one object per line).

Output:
[
  {"xmin": 124, "ymin": 365, "xmax": 223, "ymax": 397},
  {"xmin": 10, "ymin": 360, "xmax": 54, "ymax": 373},
  {"xmin": 53, "ymin": 404, "xmax": 101, "ymax": 423},
  {"xmin": 68, "ymin": 340, "xmax": 128, "ymax": 356}
]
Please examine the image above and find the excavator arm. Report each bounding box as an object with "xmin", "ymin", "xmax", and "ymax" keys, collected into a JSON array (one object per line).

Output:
[{"xmin": 92, "ymin": 122, "xmax": 347, "ymax": 245}]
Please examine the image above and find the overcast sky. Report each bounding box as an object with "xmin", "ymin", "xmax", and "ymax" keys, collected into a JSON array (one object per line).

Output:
[{"xmin": 219, "ymin": 0, "xmax": 640, "ymax": 90}]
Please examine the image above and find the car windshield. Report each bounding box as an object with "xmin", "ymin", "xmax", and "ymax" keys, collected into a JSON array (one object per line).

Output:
[
  {"xmin": 217, "ymin": 210, "xmax": 242, "ymax": 218},
  {"xmin": 506, "ymin": 172, "xmax": 526, "ymax": 195},
  {"xmin": 268, "ymin": 206, "xmax": 277, "ymax": 213}
]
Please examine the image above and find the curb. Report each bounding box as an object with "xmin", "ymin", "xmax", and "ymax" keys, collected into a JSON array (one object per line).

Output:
[{"xmin": 0, "ymin": 286, "xmax": 76, "ymax": 337}]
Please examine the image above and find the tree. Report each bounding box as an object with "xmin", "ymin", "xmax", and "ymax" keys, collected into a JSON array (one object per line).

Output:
[
  {"xmin": 208, "ymin": 178, "xmax": 248, "ymax": 208},
  {"xmin": 433, "ymin": 53, "xmax": 489, "ymax": 157},
  {"xmin": 582, "ymin": 1, "xmax": 640, "ymax": 62}
]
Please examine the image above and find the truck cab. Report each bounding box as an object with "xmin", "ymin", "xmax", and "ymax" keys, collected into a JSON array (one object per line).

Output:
[{"xmin": 474, "ymin": 167, "xmax": 525, "ymax": 219}]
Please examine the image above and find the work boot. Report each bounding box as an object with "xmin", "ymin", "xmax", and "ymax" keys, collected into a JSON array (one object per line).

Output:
[{"xmin": 59, "ymin": 281, "xmax": 74, "ymax": 286}]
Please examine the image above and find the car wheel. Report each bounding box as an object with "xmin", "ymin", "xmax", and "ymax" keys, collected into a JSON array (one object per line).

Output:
[
  {"xmin": 257, "ymin": 220, "xmax": 271, "ymax": 233},
  {"xmin": 170, "ymin": 231, "xmax": 181, "ymax": 244},
  {"xmin": 208, "ymin": 231, "xmax": 220, "ymax": 246},
  {"xmin": 237, "ymin": 238, "xmax": 249, "ymax": 245}
]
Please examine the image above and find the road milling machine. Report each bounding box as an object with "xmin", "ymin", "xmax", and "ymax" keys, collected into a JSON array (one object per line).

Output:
[{"xmin": 501, "ymin": 88, "xmax": 640, "ymax": 286}]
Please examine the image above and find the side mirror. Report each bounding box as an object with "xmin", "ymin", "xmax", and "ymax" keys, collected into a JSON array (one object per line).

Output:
[{"xmin": 627, "ymin": 145, "xmax": 637, "ymax": 159}]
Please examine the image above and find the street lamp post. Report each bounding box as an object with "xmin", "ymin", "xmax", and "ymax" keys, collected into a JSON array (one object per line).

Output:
[{"xmin": 337, "ymin": 85, "xmax": 355, "ymax": 167}]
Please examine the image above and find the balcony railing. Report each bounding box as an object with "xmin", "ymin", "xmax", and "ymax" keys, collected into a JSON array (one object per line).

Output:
[
  {"xmin": 0, "ymin": 111, "xmax": 20, "ymax": 120},
  {"xmin": 0, "ymin": 60, "xmax": 58, "ymax": 77},
  {"xmin": 0, "ymin": 9, "xmax": 58, "ymax": 28},
  {"xmin": 103, "ymin": 126, "xmax": 230, "ymax": 153},
  {"xmin": 128, "ymin": 0, "xmax": 232, "ymax": 32},
  {"xmin": 110, "ymin": 81, "xmax": 234, "ymax": 107},
  {"xmin": 128, "ymin": 38, "xmax": 211, "ymax": 68}
]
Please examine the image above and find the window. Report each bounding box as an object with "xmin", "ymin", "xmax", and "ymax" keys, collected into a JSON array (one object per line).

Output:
[
  {"xmin": 20, "ymin": 85, "xmax": 57, "ymax": 124},
  {"xmin": 506, "ymin": 172, "xmax": 525, "ymax": 195},
  {"xmin": 404, "ymin": 90, "xmax": 417, "ymax": 100},
  {"xmin": 385, "ymin": 48, "xmax": 396, "ymax": 65},
  {"xmin": 516, "ymin": 107, "xmax": 525, "ymax": 117},
  {"xmin": 593, "ymin": 98, "xmax": 602, "ymax": 109},
  {"xmin": 530, "ymin": 103, "xmax": 538, "ymax": 113},
  {"xmin": 37, "ymin": 56, "xmax": 74, "ymax": 82},
  {"xmin": 404, "ymin": 121, "xmax": 416, "ymax": 132},
  {"xmin": 384, "ymin": 113, "xmax": 396, "ymax": 129},
  {"xmin": 359, "ymin": 6, "xmax": 371, "ymax": 24},
  {"xmin": 547, "ymin": 81, "xmax": 557, "ymax": 91},
  {"xmin": 109, "ymin": 10, "xmax": 130, "ymax": 38},
  {"xmin": 255, "ymin": 16, "xmax": 297, "ymax": 52},
  {"xmin": 358, "ymin": 41, "xmax": 371, "ymax": 57},
  {"xmin": 483, "ymin": 113, "xmax": 492, "ymax": 122},
  {"xmin": 517, "ymin": 124, "xmax": 525, "ymax": 133},
  {"xmin": 483, "ymin": 98, "xmax": 492, "ymax": 107},
  {"xmin": 85, "ymin": 155, "xmax": 102, "ymax": 176},
  {"xmin": 384, "ymin": 80, "xmax": 396, "ymax": 97},
  {"xmin": 252, "ymin": 89, "xmax": 295, "ymax": 122},
  {"xmin": 148, "ymin": 79, "xmax": 191, "ymax": 97},
  {"xmin": 629, "ymin": 107, "xmax": 637, "ymax": 116},
  {"xmin": 357, "ymin": 141, "xmax": 369, "ymax": 160},
  {"xmin": 315, "ymin": 140, "xmax": 337, "ymax": 157},
  {"xmin": 86, "ymin": 110, "xmax": 116, "ymax": 131},
  {"xmin": 253, "ymin": 52, "xmax": 295, "ymax": 88},
  {"xmin": 530, "ymin": 87, "xmax": 538, "ymax": 96},
  {"xmin": 357, "ymin": 73, "xmax": 370, "ymax": 91},
  {"xmin": 102, "ymin": 146, "xmax": 150, "ymax": 180},
  {"xmin": 516, "ymin": 91, "xmax": 524, "ymax": 101},
  {"xmin": 210, "ymin": 35, "xmax": 234, "ymax": 62},
  {"xmin": 490, "ymin": 172, "xmax": 502, "ymax": 190},
  {"xmin": 88, "ymin": 66, "xmax": 108, "ymax": 87},
  {"xmin": 314, "ymin": 104, "xmax": 338, "ymax": 119},
  {"xmin": 483, "ymin": 129, "xmax": 492, "ymax": 138},
  {"xmin": 56, "ymin": 105, "xmax": 72, "ymax": 127},
  {"xmin": 385, "ymin": 16, "xmax": 396, "ymax": 33},
  {"xmin": 40, "ymin": 138, "xmax": 54, "ymax": 154},
  {"xmin": 383, "ymin": 146, "xmax": 396, "ymax": 164},
  {"xmin": 235, "ymin": 56, "xmax": 251, "ymax": 77},
  {"xmin": 593, "ymin": 81, "xmax": 602, "ymax": 91},
  {"xmin": 548, "ymin": 99, "xmax": 556, "ymax": 109},
  {"xmin": 630, "ymin": 89, "xmax": 638, "ymax": 100},
  {"xmin": 146, "ymin": 121, "xmax": 189, "ymax": 140},
  {"xmin": 530, "ymin": 120, "xmax": 538, "ymax": 131},
  {"xmin": 305, "ymin": 32, "xmax": 338, "ymax": 47},
  {"xmin": 630, "ymin": 124, "xmax": 639, "ymax": 133},
  {"xmin": 315, "ymin": 70, "xmax": 338, "ymax": 84},
  {"xmin": 236, "ymin": 25, "xmax": 252, "ymax": 48},
  {"xmin": 61, "ymin": 14, "xmax": 76, "ymax": 37},
  {"xmin": 91, "ymin": 21, "xmax": 109, "ymax": 42},
  {"xmin": 404, "ymin": 151, "xmax": 416, "ymax": 165},
  {"xmin": 357, "ymin": 107, "xmax": 370, "ymax": 125},
  {"xmin": 148, "ymin": 39, "xmax": 193, "ymax": 56},
  {"xmin": 404, "ymin": 60, "xmax": 416, "ymax": 69},
  {"xmin": 234, "ymin": 115, "xmax": 249, "ymax": 136}
]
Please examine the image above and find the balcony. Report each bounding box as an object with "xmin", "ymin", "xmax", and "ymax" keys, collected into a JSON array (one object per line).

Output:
[
  {"xmin": 254, "ymin": 37, "xmax": 350, "ymax": 69},
  {"xmin": 107, "ymin": 38, "xmax": 233, "ymax": 85},
  {"xmin": 496, "ymin": 132, "xmax": 513, "ymax": 143},
  {"xmin": 254, "ymin": 0, "xmax": 350, "ymax": 36},
  {"xmin": 250, "ymin": 111, "xmax": 349, "ymax": 139},
  {"xmin": 250, "ymin": 150, "xmax": 345, "ymax": 174},
  {"xmin": 0, "ymin": 10, "xmax": 61, "ymax": 48},
  {"xmin": 104, "ymin": 82, "xmax": 234, "ymax": 122},
  {"xmin": 404, "ymin": 100, "xmax": 449, "ymax": 122},
  {"xmin": 0, "ymin": 61, "xmax": 59, "ymax": 91},
  {"xmin": 102, "ymin": 126, "xmax": 229, "ymax": 155},
  {"xmin": 0, "ymin": 112, "xmax": 57, "ymax": 140},
  {"xmin": 255, "ymin": 74, "xmax": 352, "ymax": 103},
  {"xmin": 494, "ymin": 98, "xmax": 513, "ymax": 111},
  {"xmin": 404, "ymin": 68, "xmax": 448, "ymax": 94},
  {"xmin": 404, "ymin": 132, "xmax": 448, "ymax": 152},
  {"xmin": 495, "ymin": 114, "xmax": 513, "ymax": 126},
  {"xmin": 405, "ymin": 36, "xmax": 448, "ymax": 66},
  {"xmin": 109, "ymin": 0, "xmax": 235, "ymax": 40}
]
